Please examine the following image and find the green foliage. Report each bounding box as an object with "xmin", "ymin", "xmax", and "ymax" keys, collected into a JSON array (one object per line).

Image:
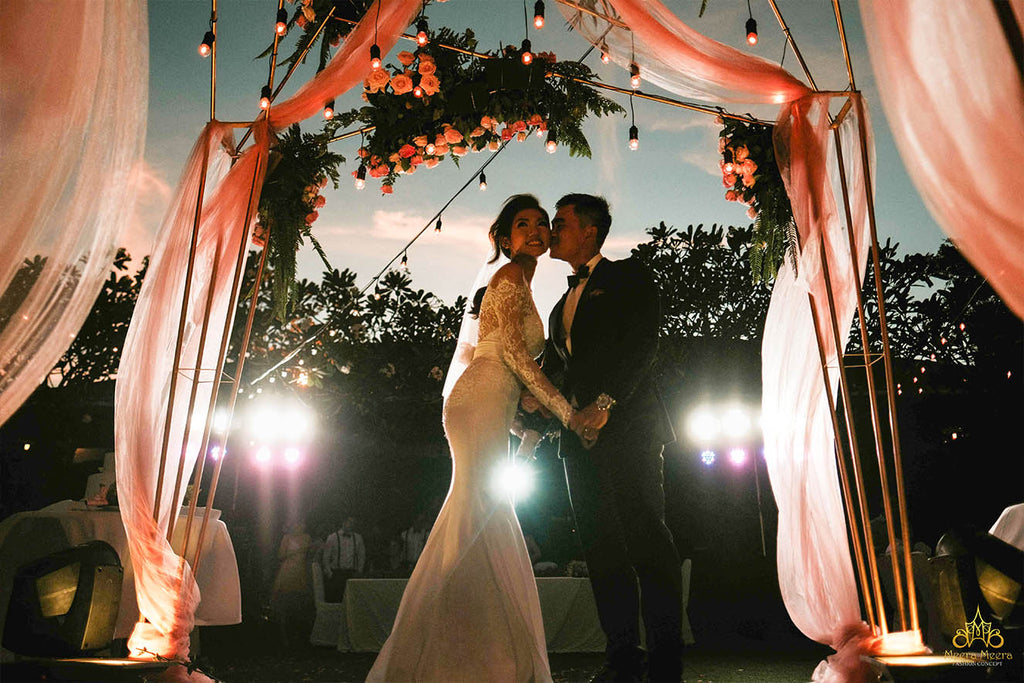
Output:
[
  {"xmin": 52, "ymin": 249, "xmax": 148, "ymax": 386},
  {"xmin": 256, "ymin": 124, "xmax": 344, "ymax": 320},
  {"xmin": 258, "ymin": 0, "xmax": 370, "ymax": 71}
]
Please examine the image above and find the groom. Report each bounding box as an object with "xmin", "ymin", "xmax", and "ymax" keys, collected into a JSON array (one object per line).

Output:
[{"xmin": 541, "ymin": 194, "xmax": 682, "ymax": 682}]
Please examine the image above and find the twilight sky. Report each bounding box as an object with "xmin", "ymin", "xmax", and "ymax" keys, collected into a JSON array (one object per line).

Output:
[{"xmin": 141, "ymin": 0, "xmax": 946, "ymax": 318}]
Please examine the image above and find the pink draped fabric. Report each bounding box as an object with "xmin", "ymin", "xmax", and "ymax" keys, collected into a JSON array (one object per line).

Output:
[
  {"xmin": 114, "ymin": 0, "xmax": 420, "ymax": 660},
  {"xmin": 860, "ymin": 0, "xmax": 1024, "ymax": 320},
  {"xmin": 560, "ymin": 0, "xmax": 880, "ymax": 671},
  {"xmin": 0, "ymin": 0, "xmax": 147, "ymax": 425}
]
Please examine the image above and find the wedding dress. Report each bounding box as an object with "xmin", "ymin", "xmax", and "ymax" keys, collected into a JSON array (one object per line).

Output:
[{"xmin": 367, "ymin": 268, "xmax": 573, "ymax": 683}]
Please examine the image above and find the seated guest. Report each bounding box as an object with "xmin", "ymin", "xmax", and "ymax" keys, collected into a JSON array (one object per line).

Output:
[{"xmin": 321, "ymin": 516, "xmax": 365, "ymax": 602}]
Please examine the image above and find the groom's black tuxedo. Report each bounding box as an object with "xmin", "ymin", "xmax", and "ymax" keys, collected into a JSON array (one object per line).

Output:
[
  {"xmin": 543, "ymin": 255, "xmax": 683, "ymax": 681},
  {"xmin": 544, "ymin": 255, "xmax": 673, "ymax": 448}
]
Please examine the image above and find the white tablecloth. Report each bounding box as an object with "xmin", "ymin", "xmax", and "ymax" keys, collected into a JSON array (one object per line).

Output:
[
  {"xmin": 990, "ymin": 503, "xmax": 1024, "ymax": 551},
  {"xmin": 337, "ymin": 577, "xmax": 606, "ymax": 653},
  {"xmin": 0, "ymin": 500, "xmax": 241, "ymax": 646}
]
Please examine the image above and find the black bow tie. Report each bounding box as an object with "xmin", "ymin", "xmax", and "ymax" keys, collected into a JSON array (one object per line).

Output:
[{"xmin": 566, "ymin": 265, "xmax": 591, "ymax": 289}]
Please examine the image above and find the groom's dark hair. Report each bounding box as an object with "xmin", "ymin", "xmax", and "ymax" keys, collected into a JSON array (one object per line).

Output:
[{"xmin": 556, "ymin": 193, "xmax": 611, "ymax": 248}]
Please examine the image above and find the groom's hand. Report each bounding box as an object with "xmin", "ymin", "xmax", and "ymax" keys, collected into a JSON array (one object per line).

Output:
[
  {"xmin": 520, "ymin": 390, "xmax": 551, "ymax": 418},
  {"xmin": 571, "ymin": 403, "xmax": 609, "ymax": 449}
]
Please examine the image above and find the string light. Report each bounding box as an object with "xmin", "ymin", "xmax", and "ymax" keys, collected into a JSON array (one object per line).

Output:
[
  {"xmin": 259, "ymin": 85, "xmax": 272, "ymax": 110},
  {"xmin": 723, "ymin": 147, "xmax": 735, "ymax": 174},
  {"xmin": 354, "ymin": 164, "xmax": 367, "ymax": 190},
  {"xmin": 198, "ymin": 30, "xmax": 215, "ymax": 58},
  {"xmin": 533, "ymin": 0, "xmax": 545, "ymax": 29},
  {"xmin": 479, "ymin": 172, "xmax": 487, "ymax": 191},
  {"xmin": 425, "ymin": 142, "xmax": 436, "ymax": 155},
  {"xmin": 323, "ymin": 99, "xmax": 335, "ymax": 119},
  {"xmin": 413, "ymin": 81, "xmax": 424, "ymax": 98},
  {"xmin": 545, "ymin": 130, "xmax": 557, "ymax": 153},
  {"xmin": 401, "ymin": 252, "xmax": 409, "ymax": 269},
  {"xmin": 521, "ymin": 38, "xmax": 533, "ymax": 65},
  {"xmin": 745, "ymin": 0, "xmax": 758, "ymax": 45},
  {"xmin": 600, "ymin": 42, "xmax": 610, "ymax": 64},
  {"xmin": 629, "ymin": 62, "xmax": 641, "ymax": 89},
  {"xmin": 435, "ymin": 218, "xmax": 443, "ymax": 233},
  {"xmin": 416, "ymin": 18, "xmax": 429, "ymax": 46},
  {"xmin": 627, "ymin": 94, "xmax": 638, "ymax": 150},
  {"xmin": 275, "ymin": 9, "xmax": 288, "ymax": 36},
  {"xmin": 370, "ymin": 44, "xmax": 382, "ymax": 70}
]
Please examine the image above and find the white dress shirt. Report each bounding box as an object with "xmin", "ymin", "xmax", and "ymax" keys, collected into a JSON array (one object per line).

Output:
[
  {"xmin": 323, "ymin": 530, "xmax": 365, "ymax": 577},
  {"xmin": 562, "ymin": 254, "xmax": 603, "ymax": 355}
]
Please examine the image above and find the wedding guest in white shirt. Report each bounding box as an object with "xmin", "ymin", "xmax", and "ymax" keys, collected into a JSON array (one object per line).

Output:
[{"xmin": 321, "ymin": 516, "xmax": 364, "ymax": 602}]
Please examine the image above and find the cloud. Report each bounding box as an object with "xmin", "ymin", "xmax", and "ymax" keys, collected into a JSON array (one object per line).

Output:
[{"xmin": 120, "ymin": 159, "xmax": 172, "ymax": 262}]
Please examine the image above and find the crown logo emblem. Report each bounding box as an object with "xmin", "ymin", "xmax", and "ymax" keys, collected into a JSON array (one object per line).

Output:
[{"xmin": 953, "ymin": 607, "xmax": 1004, "ymax": 649}]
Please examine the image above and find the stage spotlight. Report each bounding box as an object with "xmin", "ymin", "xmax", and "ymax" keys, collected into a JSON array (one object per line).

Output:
[
  {"xmin": 728, "ymin": 448, "xmax": 747, "ymax": 466},
  {"xmin": 3, "ymin": 541, "xmax": 122, "ymax": 656},
  {"xmin": 493, "ymin": 460, "xmax": 535, "ymax": 499},
  {"xmin": 700, "ymin": 449, "xmax": 716, "ymax": 466},
  {"xmin": 721, "ymin": 406, "xmax": 753, "ymax": 439},
  {"xmin": 255, "ymin": 446, "xmax": 272, "ymax": 466},
  {"xmin": 688, "ymin": 408, "xmax": 720, "ymax": 442},
  {"xmin": 283, "ymin": 447, "xmax": 302, "ymax": 467}
]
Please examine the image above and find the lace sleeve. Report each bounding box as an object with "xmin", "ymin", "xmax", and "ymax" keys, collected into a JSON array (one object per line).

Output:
[{"xmin": 489, "ymin": 272, "xmax": 574, "ymax": 428}]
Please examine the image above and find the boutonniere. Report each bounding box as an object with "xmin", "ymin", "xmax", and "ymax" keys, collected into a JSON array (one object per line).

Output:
[{"xmin": 586, "ymin": 288, "xmax": 605, "ymax": 298}]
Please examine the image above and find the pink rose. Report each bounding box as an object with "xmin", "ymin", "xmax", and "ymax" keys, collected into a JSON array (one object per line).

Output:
[
  {"xmin": 434, "ymin": 142, "xmax": 449, "ymax": 155},
  {"xmin": 295, "ymin": 14, "xmax": 308, "ymax": 29},
  {"xmin": 722, "ymin": 174, "xmax": 737, "ymax": 187},
  {"xmin": 370, "ymin": 155, "xmax": 382, "ymax": 166},
  {"xmin": 443, "ymin": 127, "xmax": 463, "ymax": 144},
  {"xmin": 370, "ymin": 165, "xmax": 389, "ymax": 178},
  {"xmin": 418, "ymin": 60, "xmax": 436, "ymax": 76},
  {"xmin": 734, "ymin": 145, "xmax": 749, "ymax": 161},
  {"xmin": 412, "ymin": 135, "xmax": 429, "ymax": 147},
  {"xmin": 528, "ymin": 114, "xmax": 544, "ymax": 126},
  {"xmin": 501, "ymin": 127, "xmax": 513, "ymax": 141},
  {"xmin": 435, "ymin": 133, "xmax": 447, "ymax": 146},
  {"xmin": 516, "ymin": 131, "xmax": 527, "ymax": 142},
  {"xmin": 469, "ymin": 127, "xmax": 485, "ymax": 138},
  {"xmin": 411, "ymin": 155, "xmax": 424, "ymax": 166},
  {"xmin": 741, "ymin": 159, "xmax": 758, "ymax": 175},
  {"xmin": 357, "ymin": 147, "xmax": 369, "ymax": 158},
  {"xmin": 420, "ymin": 73, "xmax": 440, "ymax": 96},
  {"xmin": 314, "ymin": 195, "xmax": 326, "ymax": 208},
  {"xmin": 304, "ymin": 184, "xmax": 317, "ymax": 195},
  {"xmin": 318, "ymin": 176, "xmax": 328, "ymax": 188},
  {"xmin": 724, "ymin": 190, "xmax": 738, "ymax": 202},
  {"xmin": 399, "ymin": 144, "xmax": 416, "ymax": 159},
  {"xmin": 390, "ymin": 72, "xmax": 414, "ymax": 95},
  {"xmin": 746, "ymin": 206, "xmax": 758, "ymax": 219},
  {"xmin": 488, "ymin": 139, "xmax": 500, "ymax": 151},
  {"xmin": 330, "ymin": 34, "xmax": 341, "ymax": 48},
  {"xmin": 367, "ymin": 68, "xmax": 390, "ymax": 92},
  {"xmin": 397, "ymin": 51, "xmax": 416, "ymax": 66},
  {"xmin": 452, "ymin": 145, "xmax": 468, "ymax": 156},
  {"xmin": 513, "ymin": 120, "xmax": 527, "ymax": 133},
  {"xmin": 425, "ymin": 157, "xmax": 440, "ymax": 168},
  {"xmin": 741, "ymin": 173, "xmax": 756, "ymax": 188},
  {"xmin": 718, "ymin": 137, "xmax": 727, "ymax": 153},
  {"xmin": 388, "ymin": 152, "xmax": 401, "ymax": 163},
  {"xmin": 537, "ymin": 51, "xmax": 557, "ymax": 63},
  {"xmin": 418, "ymin": 53, "xmax": 435, "ymax": 64},
  {"xmin": 381, "ymin": 185, "xmax": 393, "ymax": 195},
  {"xmin": 305, "ymin": 211, "xmax": 319, "ymax": 224},
  {"xmin": 480, "ymin": 115, "xmax": 494, "ymax": 130}
]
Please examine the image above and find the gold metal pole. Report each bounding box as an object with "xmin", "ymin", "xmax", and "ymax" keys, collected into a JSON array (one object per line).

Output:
[
  {"xmin": 831, "ymin": 122, "xmax": 911, "ymax": 631},
  {"xmin": 766, "ymin": 0, "xmax": 819, "ymax": 91},
  {"xmin": 831, "ymin": 0, "xmax": 857, "ymax": 91},
  {"xmin": 192, "ymin": 150, "xmax": 269, "ymax": 576},
  {"xmin": 268, "ymin": 0, "xmax": 286, "ymax": 94},
  {"xmin": 806, "ymin": 297, "xmax": 879, "ymax": 632},
  {"xmin": 815, "ymin": 238, "xmax": 890, "ymax": 634},
  {"xmin": 210, "ymin": 1, "xmax": 218, "ymax": 121},
  {"xmin": 854, "ymin": 96, "xmax": 919, "ymax": 632},
  {"xmin": 166, "ymin": 237, "xmax": 224, "ymax": 543},
  {"xmin": 152, "ymin": 135, "xmax": 212, "ymax": 526},
  {"xmin": 553, "ymin": 0, "xmax": 629, "ymax": 29}
]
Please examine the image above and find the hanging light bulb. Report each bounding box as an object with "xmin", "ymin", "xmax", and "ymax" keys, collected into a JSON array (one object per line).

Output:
[
  {"xmin": 416, "ymin": 18, "xmax": 429, "ymax": 46},
  {"xmin": 723, "ymin": 147, "xmax": 735, "ymax": 174},
  {"xmin": 600, "ymin": 43, "xmax": 610, "ymax": 64},
  {"xmin": 534, "ymin": 1, "xmax": 545, "ymax": 28},
  {"xmin": 628, "ymin": 125, "xmax": 639, "ymax": 151},
  {"xmin": 425, "ymin": 142, "xmax": 436, "ymax": 155},
  {"xmin": 259, "ymin": 85, "xmax": 272, "ymax": 110},
  {"xmin": 630, "ymin": 62, "xmax": 641, "ymax": 89},
  {"xmin": 434, "ymin": 218, "xmax": 443, "ymax": 233},
  {"xmin": 323, "ymin": 99, "xmax": 335, "ymax": 119},
  {"xmin": 401, "ymin": 252, "xmax": 409, "ymax": 269},
  {"xmin": 354, "ymin": 165, "xmax": 367, "ymax": 190},
  {"xmin": 746, "ymin": 17, "xmax": 758, "ymax": 45},
  {"xmin": 370, "ymin": 44, "xmax": 382, "ymax": 69},
  {"xmin": 521, "ymin": 38, "xmax": 533, "ymax": 65},
  {"xmin": 275, "ymin": 9, "xmax": 288, "ymax": 36},
  {"xmin": 545, "ymin": 130, "xmax": 557, "ymax": 153},
  {"xmin": 198, "ymin": 31, "xmax": 215, "ymax": 58},
  {"xmin": 413, "ymin": 84, "xmax": 424, "ymax": 98},
  {"xmin": 479, "ymin": 172, "xmax": 487, "ymax": 191}
]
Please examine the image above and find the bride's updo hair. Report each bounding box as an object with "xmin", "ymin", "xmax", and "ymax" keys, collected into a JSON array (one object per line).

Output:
[{"xmin": 488, "ymin": 194, "xmax": 548, "ymax": 263}]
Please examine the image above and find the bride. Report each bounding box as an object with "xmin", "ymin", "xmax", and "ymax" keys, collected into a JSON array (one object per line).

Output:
[{"xmin": 367, "ymin": 195, "xmax": 587, "ymax": 682}]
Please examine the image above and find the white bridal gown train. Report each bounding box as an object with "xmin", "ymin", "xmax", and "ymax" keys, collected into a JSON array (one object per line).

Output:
[{"xmin": 367, "ymin": 269, "xmax": 573, "ymax": 683}]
